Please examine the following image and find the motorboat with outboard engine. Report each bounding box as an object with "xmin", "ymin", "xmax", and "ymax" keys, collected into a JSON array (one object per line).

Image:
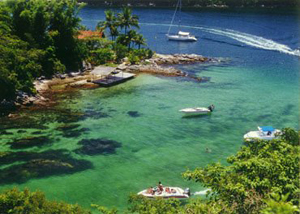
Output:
[
  {"xmin": 244, "ymin": 126, "xmax": 281, "ymax": 142},
  {"xmin": 180, "ymin": 104, "xmax": 215, "ymax": 116},
  {"xmin": 138, "ymin": 187, "xmax": 190, "ymax": 199}
]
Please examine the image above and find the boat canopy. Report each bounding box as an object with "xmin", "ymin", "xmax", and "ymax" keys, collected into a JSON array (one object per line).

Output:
[
  {"xmin": 259, "ymin": 126, "xmax": 275, "ymax": 132},
  {"xmin": 178, "ymin": 31, "xmax": 190, "ymax": 36}
]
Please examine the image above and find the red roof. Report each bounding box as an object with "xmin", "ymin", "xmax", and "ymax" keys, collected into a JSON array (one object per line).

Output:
[{"xmin": 78, "ymin": 31, "xmax": 103, "ymax": 39}]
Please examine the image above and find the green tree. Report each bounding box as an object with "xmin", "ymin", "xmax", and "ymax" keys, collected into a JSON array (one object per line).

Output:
[
  {"xmin": 183, "ymin": 131, "xmax": 300, "ymax": 213},
  {"xmin": 280, "ymin": 127, "xmax": 299, "ymax": 146},
  {"xmin": 97, "ymin": 10, "xmax": 119, "ymax": 41},
  {"xmin": 128, "ymin": 194, "xmax": 182, "ymax": 214},
  {"xmin": 113, "ymin": 43, "xmax": 128, "ymax": 63},
  {"xmin": 261, "ymin": 193, "xmax": 300, "ymax": 214},
  {"xmin": 134, "ymin": 33, "xmax": 146, "ymax": 49},
  {"xmin": 117, "ymin": 7, "xmax": 139, "ymax": 35},
  {"xmin": 49, "ymin": 0, "xmax": 86, "ymax": 70},
  {"xmin": 0, "ymin": 0, "xmax": 88, "ymax": 102},
  {"xmin": 0, "ymin": 188, "xmax": 90, "ymax": 214}
]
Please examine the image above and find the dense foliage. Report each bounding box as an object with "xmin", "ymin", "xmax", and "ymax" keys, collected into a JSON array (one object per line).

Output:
[
  {"xmin": 87, "ymin": 7, "xmax": 151, "ymax": 65},
  {"xmin": 0, "ymin": 2, "xmax": 151, "ymax": 102},
  {"xmin": 80, "ymin": 0, "xmax": 299, "ymax": 8},
  {"xmin": 0, "ymin": 0, "xmax": 85, "ymax": 101},
  {"xmin": 0, "ymin": 188, "xmax": 90, "ymax": 214}
]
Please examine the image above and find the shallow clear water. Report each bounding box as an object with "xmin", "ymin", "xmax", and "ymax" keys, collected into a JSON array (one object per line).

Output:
[{"xmin": 0, "ymin": 7, "xmax": 299, "ymax": 211}]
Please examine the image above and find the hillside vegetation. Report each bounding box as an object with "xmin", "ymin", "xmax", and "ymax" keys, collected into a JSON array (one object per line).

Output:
[{"xmin": 79, "ymin": 0, "xmax": 300, "ymax": 8}]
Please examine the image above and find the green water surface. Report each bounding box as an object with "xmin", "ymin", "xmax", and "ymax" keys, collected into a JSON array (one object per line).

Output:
[{"xmin": 0, "ymin": 63, "xmax": 298, "ymax": 211}]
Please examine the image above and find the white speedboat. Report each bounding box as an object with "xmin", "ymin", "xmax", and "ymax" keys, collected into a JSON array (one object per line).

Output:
[
  {"xmin": 244, "ymin": 126, "xmax": 281, "ymax": 142},
  {"xmin": 180, "ymin": 105, "xmax": 214, "ymax": 116},
  {"xmin": 167, "ymin": 31, "xmax": 197, "ymax": 42},
  {"xmin": 138, "ymin": 187, "xmax": 190, "ymax": 199}
]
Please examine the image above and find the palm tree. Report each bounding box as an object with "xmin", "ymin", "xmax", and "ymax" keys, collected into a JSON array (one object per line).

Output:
[
  {"xmin": 127, "ymin": 30, "xmax": 137, "ymax": 50},
  {"xmin": 97, "ymin": 10, "xmax": 119, "ymax": 40},
  {"xmin": 117, "ymin": 7, "xmax": 139, "ymax": 35},
  {"xmin": 133, "ymin": 33, "xmax": 146, "ymax": 49},
  {"xmin": 116, "ymin": 30, "xmax": 138, "ymax": 50}
]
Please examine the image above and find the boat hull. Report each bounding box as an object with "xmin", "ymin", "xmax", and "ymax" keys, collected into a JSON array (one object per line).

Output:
[
  {"xmin": 244, "ymin": 130, "xmax": 281, "ymax": 142},
  {"xmin": 167, "ymin": 35, "xmax": 197, "ymax": 42},
  {"xmin": 180, "ymin": 107, "xmax": 211, "ymax": 116}
]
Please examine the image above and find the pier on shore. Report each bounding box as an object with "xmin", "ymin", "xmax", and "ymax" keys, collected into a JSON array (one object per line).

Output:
[{"xmin": 90, "ymin": 66, "xmax": 135, "ymax": 87}]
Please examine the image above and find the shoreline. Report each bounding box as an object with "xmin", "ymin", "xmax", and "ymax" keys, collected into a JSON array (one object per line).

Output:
[
  {"xmin": 0, "ymin": 53, "xmax": 223, "ymax": 117},
  {"xmin": 79, "ymin": 1, "xmax": 299, "ymax": 10}
]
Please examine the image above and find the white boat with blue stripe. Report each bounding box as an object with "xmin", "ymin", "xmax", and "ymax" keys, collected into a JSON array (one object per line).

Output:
[{"xmin": 244, "ymin": 126, "xmax": 281, "ymax": 142}]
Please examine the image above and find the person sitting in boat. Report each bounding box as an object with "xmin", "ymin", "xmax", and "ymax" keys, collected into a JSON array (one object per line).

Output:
[
  {"xmin": 267, "ymin": 131, "xmax": 272, "ymax": 136},
  {"xmin": 171, "ymin": 188, "xmax": 177, "ymax": 193},
  {"xmin": 146, "ymin": 187, "xmax": 154, "ymax": 195},
  {"xmin": 158, "ymin": 181, "xmax": 163, "ymax": 192},
  {"xmin": 165, "ymin": 187, "xmax": 171, "ymax": 193}
]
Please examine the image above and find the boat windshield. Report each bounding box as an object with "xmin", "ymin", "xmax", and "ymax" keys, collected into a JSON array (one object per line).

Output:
[{"xmin": 259, "ymin": 126, "xmax": 275, "ymax": 132}]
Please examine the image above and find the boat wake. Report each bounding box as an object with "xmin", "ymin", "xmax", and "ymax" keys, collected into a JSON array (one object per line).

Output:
[
  {"xmin": 141, "ymin": 23, "xmax": 300, "ymax": 57},
  {"xmin": 193, "ymin": 188, "xmax": 212, "ymax": 196},
  {"xmin": 199, "ymin": 27, "xmax": 300, "ymax": 57}
]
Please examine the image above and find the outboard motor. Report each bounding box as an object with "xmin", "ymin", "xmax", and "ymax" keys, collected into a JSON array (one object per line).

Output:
[
  {"xmin": 184, "ymin": 188, "xmax": 190, "ymax": 196},
  {"xmin": 208, "ymin": 104, "xmax": 215, "ymax": 112}
]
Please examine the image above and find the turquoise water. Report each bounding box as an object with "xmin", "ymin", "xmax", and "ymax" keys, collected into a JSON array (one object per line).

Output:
[{"xmin": 0, "ymin": 8, "xmax": 299, "ymax": 211}]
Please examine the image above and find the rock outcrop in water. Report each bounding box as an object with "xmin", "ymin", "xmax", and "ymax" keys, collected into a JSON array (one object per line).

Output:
[{"xmin": 118, "ymin": 54, "xmax": 219, "ymax": 81}]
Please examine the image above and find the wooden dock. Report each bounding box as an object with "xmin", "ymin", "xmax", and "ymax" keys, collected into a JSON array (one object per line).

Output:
[{"xmin": 92, "ymin": 71, "xmax": 135, "ymax": 87}]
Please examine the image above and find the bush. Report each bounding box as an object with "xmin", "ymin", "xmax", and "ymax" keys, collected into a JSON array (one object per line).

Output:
[
  {"xmin": 0, "ymin": 188, "xmax": 90, "ymax": 214},
  {"xmin": 89, "ymin": 48, "xmax": 115, "ymax": 65},
  {"xmin": 128, "ymin": 52, "xmax": 140, "ymax": 65},
  {"xmin": 0, "ymin": 67, "xmax": 18, "ymax": 100},
  {"xmin": 113, "ymin": 43, "xmax": 128, "ymax": 63}
]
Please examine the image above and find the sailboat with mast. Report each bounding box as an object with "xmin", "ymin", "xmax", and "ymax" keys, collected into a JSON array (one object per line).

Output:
[{"xmin": 166, "ymin": 0, "xmax": 197, "ymax": 42}]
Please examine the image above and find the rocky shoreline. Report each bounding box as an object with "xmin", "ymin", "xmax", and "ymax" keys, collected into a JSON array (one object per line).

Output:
[{"xmin": 0, "ymin": 53, "xmax": 222, "ymax": 116}]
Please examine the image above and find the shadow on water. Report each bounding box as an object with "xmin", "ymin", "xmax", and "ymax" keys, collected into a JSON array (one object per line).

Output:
[
  {"xmin": 0, "ymin": 115, "xmax": 48, "ymax": 130},
  {"xmin": 282, "ymin": 104, "xmax": 295, "ymax": 115},
  {"xmin": 8, "ymin": 136, "xmax": 53, "ymax": 149},
  {"xmin": 75, "ymin": 138, "xmax": 122, "ymax": 156},
  {"xmin": 80, "ymin": 109, "xmax": 110, "ymax": 120},
  {"xmin": 0, "ymin": 149, "xmax": 93, "ymax": 185},
  {"xmin": 181, "ymin": 113, "xmax": 212, "ymax": 119},
  {"xmin": 55, "ymin": 123, "xmax": 90, "ymax": 138},
  {"xmin": 127, "ymin": 111, "xmax": 142, "ymax": 118},
  {"xmin": 255, "ymin": 114, "xmax": 273, "ymax": 121}
]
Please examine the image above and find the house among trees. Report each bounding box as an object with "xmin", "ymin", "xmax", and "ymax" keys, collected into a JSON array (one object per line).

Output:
[{"xmin": 78, "ymin": 30, "xmax": 103, "ymax": 39}]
